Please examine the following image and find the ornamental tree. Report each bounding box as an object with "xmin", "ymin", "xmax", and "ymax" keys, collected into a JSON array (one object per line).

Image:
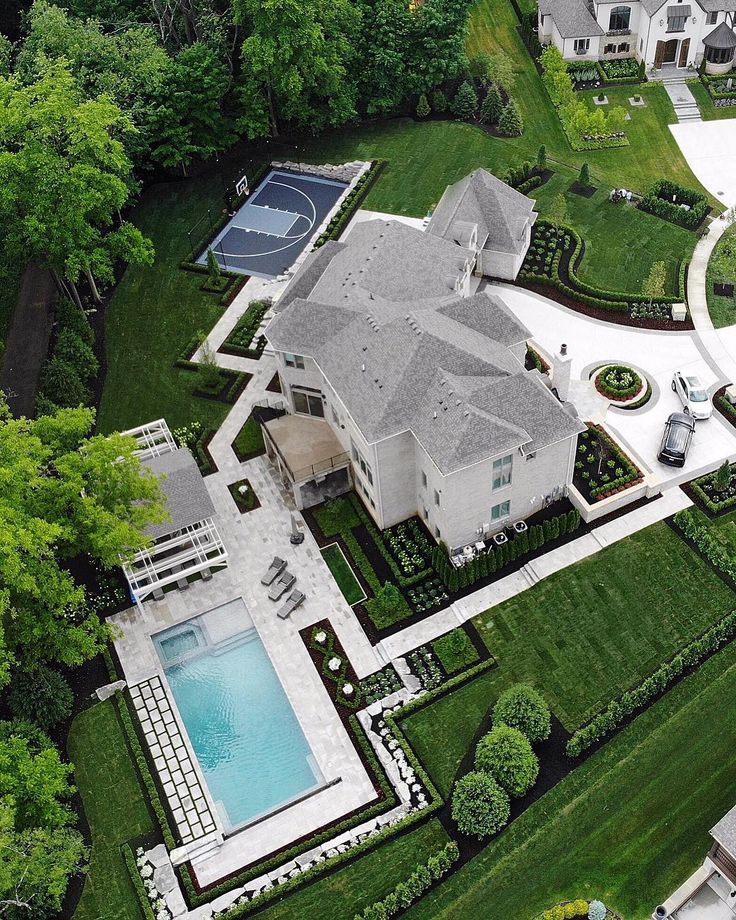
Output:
[
  {"xmin": 493, "ymin": 683, "xmax": 552, "ymax": 742},
  {"xmin": 475, "ymin": 724, "xmax": 539, "ymax": 797},
  {"xmin": 451, "ymin": 771, "xmax": 510, "ymax": 838},
  {"xmin": 416, "ymin": 93, "xmax": 430, "ymax": 118}
]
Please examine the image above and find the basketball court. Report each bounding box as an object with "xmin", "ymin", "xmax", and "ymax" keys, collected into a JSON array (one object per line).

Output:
[{"xmin": 196, "ymin": 169, "xmax": 349, "ymax": 279}]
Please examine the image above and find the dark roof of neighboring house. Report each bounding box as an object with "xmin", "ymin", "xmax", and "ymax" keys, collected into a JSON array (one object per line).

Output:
[
  {"xmin": 712, "ymin": 805, "xmax": 736, "ymax": 856},
  {"xmin": 267, "ymin": 274, "xmax": 583, "ymax": 474},
  {"xmin": 143, "ymin": 448, "xmax": 215, "ymax": 539},
  {"xmin": 538, "ymin": 0, "xmax": 604, "ymax": 37},
  {"xmin": 427, "ymin": 169, "xmax": 538, "ymax": 255},
  {"xmin": 703, "ymin": 20, "xmax": 736, "ymax": 47}
]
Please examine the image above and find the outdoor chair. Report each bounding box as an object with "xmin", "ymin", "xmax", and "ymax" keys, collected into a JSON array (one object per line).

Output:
[
  {"xmin": 277, "ymin": 589, "xmax": 305, "ymax": 620},
  {"xmin": 268, "ymin": 570, "xmax": 296, "ymax": 601},
  {"xmin": 261, "ymin": 556, "xmax": 287, "ymax": 586}
]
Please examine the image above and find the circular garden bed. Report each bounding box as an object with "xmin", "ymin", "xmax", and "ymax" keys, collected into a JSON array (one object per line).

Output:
[{"xmin": 592, "ymin": 364, "xmax": 651, "ymax": 409}]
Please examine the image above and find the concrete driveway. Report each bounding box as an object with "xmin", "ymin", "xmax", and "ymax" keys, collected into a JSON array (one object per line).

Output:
[
  {"xmin": 494, "ymin": 284, "xmax": 736, "ymax": 487},
  {"xmin": 670, "ymin": 118, "xmax": 736, "ymax": 208}
]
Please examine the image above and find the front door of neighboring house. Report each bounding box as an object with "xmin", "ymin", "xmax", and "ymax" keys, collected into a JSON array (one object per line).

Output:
[
  {"xmin": 663, "ymin": 37, "xmax": 679, "ymax": 63},
  {"xmin": 654, "ymin": 40, "xmax": 665, "ymax": 67},
  {"xmin": 678, "ymin": 37, "xmax": 690, "ymax": 66}
]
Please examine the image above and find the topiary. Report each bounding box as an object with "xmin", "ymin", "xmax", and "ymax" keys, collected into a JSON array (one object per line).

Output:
[
  {"xmin": 451, "ymin": 770, "xmax": 510, "ymax": 838},
  {"xmin": 416, "ymin": 93, "xmax": 431, "ymax": 118},
  {"xmin": 7, "ymin": 665, "xmax": 74, "ymax": 731},
  {"xmin": 588, "ymin": 901, "xmax": 606, "ymax": 920},
  {"xmin": 493, "ymin": 683, "xmax": 551, "ymax": 742},
  {"xmin": 474, "ymin": 724, "xmax": 539, "ymax": 796}
]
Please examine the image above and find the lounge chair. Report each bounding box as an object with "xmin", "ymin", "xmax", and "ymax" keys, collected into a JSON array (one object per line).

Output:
[
  {"xmin": 277, "ymin": 589, "xmax": 305, "ymax": 620},
  {"xmin": 268, "ymin": 570, "xmax": 296, "ymax": 601},
  {"xmin": 261, "ymin": 556, "xmax": 286, "ymax": 586}
]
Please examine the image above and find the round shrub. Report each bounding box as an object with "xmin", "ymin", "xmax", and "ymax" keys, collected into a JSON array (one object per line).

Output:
[
  {"xmin": 588, "ymin": 901, "xmax": 606, "ymax": 920},
  {"xmin": 451, "ymin": 771, "xmax": 510, "ymax": 838},
  {"xmin": 475, "ymin": 724, "xmax": 539, "ymax": 797},
  {"xmin": 595, "ymin": 364, "xmax": 642, "ymax": 400},
  {"xmin": 39, "ymin": 356, "xmax": 91, "ymax": 409},
  {"xmin": 8, "ymin": 665, "xmax": 74, "ymax": 730},
  {"xmin": 54, "ymin": 328, "xmax": 99, "ymax": 382},
  {"xmin": 493, "ymin": 683, "xmax": 551, "ymax": 742}
]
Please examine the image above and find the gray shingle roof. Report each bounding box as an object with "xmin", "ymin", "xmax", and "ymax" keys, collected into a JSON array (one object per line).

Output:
[
  {"xmin": 275, "ymin": 241, "xmax": 345, "ymax": 313},
  {"xmin": 538, "ymin": 0, "xmax": 604, "ymax": 37},
  {"xmin": 144, "ymin": 449, "xmax": 215, "ymax": 539},
  {"xmin": 712, "ymin": 805, "xmax": 736, "ymax": 856},
  {"xmin": 698, "ymin": 0, "xmax": 736, "ymax": 13},
  {"xmin": 703, "ymin": 20, "xmax": 736, "ymax": 47},
  {"xmin": 266, "ymin": 220, "xmax": 583, "ymax": 474},
  {"xmin": 428, "ymin": 169, "xmax": 538, "ymax": 254}
]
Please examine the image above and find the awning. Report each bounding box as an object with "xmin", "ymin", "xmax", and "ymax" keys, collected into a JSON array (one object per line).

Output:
[{"xmin": 666, "ymin": 4, "xmax": 691, "ymax": 15}]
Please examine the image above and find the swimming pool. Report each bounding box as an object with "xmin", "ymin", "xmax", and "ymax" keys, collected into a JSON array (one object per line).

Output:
[{"xmin": 154, "ymin": 610, "xmax": 323, "ymax": 832}]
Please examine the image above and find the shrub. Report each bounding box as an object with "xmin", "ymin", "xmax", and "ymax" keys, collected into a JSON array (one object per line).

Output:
[
  {"xmin": 39, "ymin": 356, "xmax": 90, "ymax": 408},
  {"xmin": 452, "ymin": 771, "xmax": 510, "ymax": 838},
  {"xmin": 537, "ymin": 144, "xmax": 547, "ymax": 170},
  {"xmin": 579, "ymin": 162, "xmax": 590, "ymax": 186},
  {"xmin": 56, "ymin": 299, "xmax": 93, "ymax": 344},
  {"xmin": 639, "ymin": 179, "xmax": 708, "ymax": 229},
  {"xmin": 7, "ymin": 665, "xmax": 74, "ymax": 730},
  {"xmin": 416, "ymin": 93, "xmax": 430, "ymax": 118},
  {"xmin": 588, "ymin": 901, "xmax": 606, "ymax": 920},
  {"xmin": 315, "ymin": 496, "xmax": 360, "ymax": 536},
  {"xmin": 430, "ymin": 88, "xmax": 448, "ymax": 112},
  {"xmin": 475, "ymin": 724, "xmax": 539, "ymax": 797},
  {"xmin": 451, "ymin": 81, "xmax": 479, "ymax": 119},
  {"xmin": 498, "ymin": 97, "xmax": 524, "ymax": 136},
  {"xmin": 365, "ymin": 582, "xmax": 411, "ymax": 629},
  {"xmin": 493, "ymin": 683, "xmax": 551, "ymax": 742},
  {"xmin": 54, "ymin": 328, "xmax": 99, "ymax": 382}
]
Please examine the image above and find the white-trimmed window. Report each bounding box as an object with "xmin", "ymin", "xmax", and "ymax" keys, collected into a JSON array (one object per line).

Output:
[
  {"xmin": 350, "ymin": 440, "xmax": 373, "ymax": 486},
  {"xmin": 421, "ymin": 470, "xmax": 427, "ymax": 489},
  {"xmin": 491, "ymin": 500, "xmax": 511, "ymax": 522},
  {"xmin": 574, "ymin": 38, "xmax": 590, "ymax": 54},
  {"xmin": 284, "ymin": 353, "xmax": 305, "ymax": 369},
  {"xmin": 292, "ymin": 386, "xmax": 324, "ymax": 418},
  {"xmin": 706, "ymin": 10, "xmax": 718, "ymax": 22},
  {"xmin": 492, "ymin": 455, "xmax": 513, "ymax": 491}
]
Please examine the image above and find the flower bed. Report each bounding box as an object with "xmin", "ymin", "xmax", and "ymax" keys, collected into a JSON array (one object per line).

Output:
[
  {"xmin": 406, "ymin": 645, "xmax": 444, "ymax": 690},
  {"xmin": 702, "ymin": 74, "xmax": 736, "ymax": 100},
  {"xmin": 361, "ymin": 664, "xmax": 403, "ymax": 704},
  {"xmin": 310, "ymin": 625, "xmax": 363, "ymax": 709},
  {"xmin": 594, "ymin": 364, "xmax": 643, "ymax": 401},
  {"xmin": 688, "ymin": 463, "xmax": 736, "ymax": 513},
  {"xmin": 383, "ymin": 517, "xmax": 434, "ymax": 578},
  {"xmin": 405, "ymin": 576, "xmax": 449, "ymax": 614},
  {"xmin": 573, "ymin": 424, "xmax": 643, "ymax": 502},
  {"xmin": 227, "ymin": 478, "xmax": 260, "ymax": 513},
  {"xmin": 220, "ymin": 300, "xmax": 271, "ymax": 359},
  {"xmin": 639, "ymin": 179, "xmax": 708, "ymax": 230}
]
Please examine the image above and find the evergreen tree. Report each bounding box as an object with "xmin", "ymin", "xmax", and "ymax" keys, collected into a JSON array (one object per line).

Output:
[
  {"xmin": 479, "ymin": 83, "xmax": 502, "ymax": 124},
  {"xmin": 416, "ymin": 93, "xmax": 431, "ymax": 118},
  {"xmin": 715, "ymin": 460, "xmax": 732, "ymax": 493},
  {"xmin": 486, "ymin": 550, "xmax": 497, "ymax": 575},
  {"xmin": 578, "ymin": 161, "xmax": 591, "ymax": 186},
  {"xmin": 206, "ymin": 247, "xmax": 221, "ymax": 282},
  {"xmin": 498, "ymin": 97, "xmax": 524, "ymax": 136},
  {"xmin": 451, "ymin": 80, "xmax": 478, "ymax": 120},
  {"xmin": 430, "ymin": 88, "xmax": 449, "ymax": 113},
  {"xmin": 537, "ymin": 144, "xmax": 547, "ymax": 171}
]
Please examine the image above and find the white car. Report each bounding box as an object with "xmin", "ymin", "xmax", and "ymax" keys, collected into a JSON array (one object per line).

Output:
[{"xmin": 671, "ymin": 371, "xmax": 712, "ymax": 420}]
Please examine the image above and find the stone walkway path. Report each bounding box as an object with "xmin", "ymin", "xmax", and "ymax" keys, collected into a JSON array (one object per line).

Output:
[{"xmin": 663, "ymin": 79, "xmax": 702, "ymax": 123}]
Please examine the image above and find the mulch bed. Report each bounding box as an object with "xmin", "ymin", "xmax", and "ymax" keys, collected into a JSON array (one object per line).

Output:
[
  {"xmin": 266, "ymin": 372, "xmax": 282, "ymax": 394},
  {"xmin": 714, "ymin": 282, "xmax": 735, "ymax": 297},
  {"xmin": 192, "ymin": 369, "xmax": 251, "ymax": 404},
  {"xmin": 227, "ymin": 479, "xmax": 261, "ymax": 514},
  {"xmin": 568, "ymin": 181, "xmax": 596, "ymax": 198},
  {"xmin": 536, "ymin": 167, "xmax": 554, "ymax": 187}
]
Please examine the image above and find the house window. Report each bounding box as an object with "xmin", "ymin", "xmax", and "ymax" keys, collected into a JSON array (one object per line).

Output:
[
  {"xmin": 604, "ymin": 42, "xmax": 616, "ymax": 52},
  {"xmin": 292, "ymin": 386, "xmax": 324, "ymax": 418},
  {"xmin": 491, "ymin": 501, "xmax": 511, "ymax": 521},
  {"xmin": 573, "ymin": 38, "xmax": 590, "ymax": 54},
  {"xmin": 421, "ymin": 471, "xmax": 427, "ymax": 489},
  {"xmin": 608, "ymin": 5, "xmax": 631, "ymax": 30},
  {"xmin": 705, "ymin": 43, "xmax": 734, "ymax": 63},
  {"xmin": 617, "ymin": 41, "xmax": 630, "ymax": 51},
  {"xmin": 434, "ymin": 525, "xmax": 441, "ymax": 539},
  {"xmin": 423, "ymin": 506, "xmax": 429, "ymax": 521},
  {"xmin": 492, "ymin": 455, "xmax": 513, "ymax": 491},
  {"xmin": 667, "ymin": 13, "xmax": 687, "ymax": 30},
  {"xmin": 434, "ymin": 489, "xmax": 440, "ymax": 506},
  {"xmin": 706, "ymin": 10, "xmax": 718, "ymax": 22},
  {"xmin": 284, "ymin": 353, "xmax": 305, "ymax": 369},
  {"xmin": 350, "ymin": 440, "xmax": 373, "ymax": 487}
]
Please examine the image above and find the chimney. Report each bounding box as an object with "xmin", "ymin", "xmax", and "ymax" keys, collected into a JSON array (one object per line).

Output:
[{"xmin": 553, "ymin": 343, "xmax": 572, "ymax": 401}]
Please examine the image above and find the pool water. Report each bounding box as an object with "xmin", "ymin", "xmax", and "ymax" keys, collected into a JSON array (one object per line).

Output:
[{"xmin": 155, "ymin": 622, "xmax": 321, "ymax": 831}]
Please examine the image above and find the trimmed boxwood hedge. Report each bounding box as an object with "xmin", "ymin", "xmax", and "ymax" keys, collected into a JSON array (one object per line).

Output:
[
  {"xmin": 595, "ymin": 364, "xmax": 643, "ymax": 400},
  {"xmin": 639, "ymin": 179, "xmax": 708, "ymax": 229},
  {"xmin": 313, "ymin": 160, "xmax": 387, "ymax": 248},
  {"xmin": 689, "ymin": 465, "xmax": 736, "ymax": 513},
  {"xmin": 123, "ymin": 845, "xmax": 156, "ymax": 920}
]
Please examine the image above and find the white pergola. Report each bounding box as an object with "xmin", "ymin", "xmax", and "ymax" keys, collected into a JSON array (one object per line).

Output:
[{"xmin": 121, "ymin": 420, "xmax": 228, "ymax": 605}]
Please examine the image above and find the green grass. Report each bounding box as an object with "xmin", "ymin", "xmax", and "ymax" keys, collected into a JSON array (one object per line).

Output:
[
  {"xmin": 707, "ymin": 222, "xmax": 736, "ymax": 328},
  {"xmin": 69, "ymin": 700, "xmax": 153, "ymax": 920},
  {"xmin": 322, "ymin": 543, "xmax": 365, "ymax": 605},
  {"xmin": 687, "ymin": 78, "xmax": 736, "ymax": 121},
  {"xmin": 402, "ymin": 522, "xmax": 734, "ymax": 794},
  {"xmin": 404, "ymin": 639, "xmax": 736, "ymax": 920},
  {"xmin": 256, "ymin": 819, "xmax": 449, "ymax": 920},
  {"xmin": 232, "ymin": 414, "xmax": 265, "ymax": 461},
  {"xmin": 432, "ymin": 628, "xmax": 480, "ymax": 676}
]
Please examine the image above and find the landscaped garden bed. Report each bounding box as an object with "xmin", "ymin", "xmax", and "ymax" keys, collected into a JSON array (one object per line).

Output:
[
  {"xmin": 593, "ymin": 364, "xmax": 644, "ymax": 402},
  {"xmin": 219, "ymin": 300, "xmax": 271, "ymax": 359},
  {"xmin": 232, "ymin": 413, "xmax": 265, "ymax": 462},
  {"xmin": 431, "ymin": 628, "xmax": 480, "ymax": 676},
  {"xmin": 321, "ymin": 543, "xmax": 366, "ymax": 605},
  {"xmin": 573, "ymin": 424, "xmax": 643, "ymax": 502},
  {"xmin": 639, "ymin": 178, "xmax": 709, "ymax": 230},
  {"xmin": 701, "ymin": 73, "xmax": 736, "ymax": 107},
  {"xmin": 313, "ymin": 160, "xmax": 386, "ymax": 248},
  {"xmin": 683, "ymin": 461, "xmax": 736, "ymax": 516},
  {"xmin": 227, "ymin": 478, "xmax": 260, "ymax": 513}
]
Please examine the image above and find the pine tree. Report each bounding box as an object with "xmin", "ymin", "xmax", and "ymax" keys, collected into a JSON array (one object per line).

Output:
[
  {"xmin": 430, "ymin": 88, "xmax": 448, "ymax": 113},
  {"xmin": 578, "ymin": 161, "xmax": 591, "ymax": 187},
  {"xmin": 559, "ymin": 513, "xmax": 569, "ymax": 536},
  {"xmin": 486, "ymin": 550, "xmax": 497, "ymax": 574},
  {"xmin": 715, "ymin": 460, "xmax": 732, "ymax": 493},
  {"xmin": 416, "ymin": 93, "xmax": 430, "ymax": 119},
  {"xmin": 448, "ymin": 567, "xmax": 459, "ymax": 593},
  {"xmin": 206, "ymin": 246, "xmax": 221, "ymax": 282},
  {"xmin": 498, "ymin": 98, "xmax": 524, "ymax": 137},
  {"xmin": 478, "ymin": 551, "xmax": 489, "ymax": 578},
  {"xmin": 567, "ymin": 510, "xmax": 581, "ymax": 533},
  {"xmin": 537, "ymin": 144, "xmax": 547, "ymax": 171},
  {"xmin": 451, "ymin": 81, "xmax": 479, "ymax": 120},
  {"xmin": 479, "ymin": 83, "xmax": 503, "ymax": 124},
  {"xmin": 494, "ymin": 546, "xmax": 505, "ymax": 571}
]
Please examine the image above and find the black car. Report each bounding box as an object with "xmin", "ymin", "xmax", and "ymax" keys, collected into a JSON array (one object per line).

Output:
[{"xmin": 657, "ymin": 412, "xmax": 695, "ymax": 467}]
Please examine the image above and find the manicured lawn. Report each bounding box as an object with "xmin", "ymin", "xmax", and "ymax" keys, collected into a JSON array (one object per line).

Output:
[
  {"xmin": 402, "ymin": 522, "xmax": 734, "ymax": 794},
  {"xmin": 257, "ymin": 819, "xmax": 449, "ymax": 920},
  {"xmin": 322, "ymin": 543, "xmax": 366, "ymax": 605},
  {"xmin": 233, "ymin": 413, "xmax": 265, "ymax": 460},
  {"xmin": 69, "ymin": 700, "xmax": 154, "ymax": 920},
  {"xmin": 432, "ymin": 628, "xmax": 480, "ymax": 676},
  {"xmin": 687, "ymin": 78, "xmax": 736, "ymax": 121},
  {"xmin": 707, "ymin": 222, "xmax": 736, "ymax": 328},
  {"xmin": 405, "ymin": 640, "xmax": 736, "ymax": 920}
]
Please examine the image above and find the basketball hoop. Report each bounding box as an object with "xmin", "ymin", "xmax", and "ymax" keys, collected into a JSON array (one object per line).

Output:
[{"xmin": 235, "ymin": 174, "xmax": 249, "ymax": 197}]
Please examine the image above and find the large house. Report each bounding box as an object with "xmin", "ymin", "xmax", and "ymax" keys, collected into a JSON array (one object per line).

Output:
[
  {"xmin": 654, "ymin": 803, "xmax": 736, "ymax": 918},
  {"xmin": 538, "ymin": 0, "xmax": 736, "ymax": 73},
  {"xmin": 264, "ymin": 202, "xmax": 584, "ymax": 553}
]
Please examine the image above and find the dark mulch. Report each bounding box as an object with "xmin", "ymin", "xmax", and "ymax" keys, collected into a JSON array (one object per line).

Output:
[
  {"xmin": 266, "ymin": 372, "xmax": 282, "ymax": 394},
  {"xmin": 715, "ymin": 282, "xmax": 735, "ymax": 297},
  {"xmin": 569, "ymin": 181, "xmax": 596, "ymax": 198},
  {"xmin": 192, "ymin": 370, "xmax": 251, "ymax": 404},
  {"xmin": 535, "ymin": 167, "xmax": 554, "ymax": 187}
]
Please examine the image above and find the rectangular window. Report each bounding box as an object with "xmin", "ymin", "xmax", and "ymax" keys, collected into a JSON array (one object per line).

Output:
[
  {"xmin": 491, "ymin": 501, "xmax": 511, "ymax": 521},
  {"xmin": 492, "ymin": 455, "xmax": 513, "ymax": 491},
  {"xmin": 350, "ymin": 439, "xmax": 373, "ymax": 489},
  {"xmin": 292, "ymin": 386, "xmax": 324, "ymax": 418},
  {"xmin": 604, "ymin": 43, "xmax": 615, "ymax": 52},
  {"xmin": 284, "ymin": 353, "xmax": 305, "ymax": 369},
  {"xmin": 423, "ymin": 506, "xmax": 429, "ymax": 521},
  {"xmin": 421, "ymin": 471, "xmax": 427, "ymax": 489},
  {"xmin": 573, "ymin": 38, "xmax": 590, "ymax": 54},
  {"xmin": 434, "ymin": 489, "xmax": 440, "ymax": 507},
  {"xmin": 667, "ymin": 14, "xmax": 686, "ymax": 30},
  {"xmin": 706, "ymin": 10, "xmax": 717, "ymax": 22},
  {"xmin": 434, "ymin": 525, "xmax": 441, "ymax": 539},
  {"xmin": 617, "ymin": 42, "xmax": 629, "ymax": 52}
]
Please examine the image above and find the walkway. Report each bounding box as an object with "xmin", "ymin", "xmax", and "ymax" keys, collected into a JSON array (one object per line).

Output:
[{"xmin": 662, "ymin": 79, "xmax": 701, "ymax": 123}]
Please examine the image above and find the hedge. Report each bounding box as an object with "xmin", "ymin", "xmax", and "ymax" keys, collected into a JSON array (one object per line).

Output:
[
  {"xmin": 397, "ymin": 657, "xmax": 497, "ymax": 722},
  {"xmin": 123, "ymin": 845, "xmax": 156, "ymax": 920},
  {"xmin": 220, "ymin": 300, "xmax": 271, "ymax": 358},
  {"xmin": 639, "ymin": 179, "xmax": 708, "ymax": 229},
  {"xmin": 535, "ymin": 899, "xmax": 591, "ymax": 920},
  {"xmin": 566, "ymin": 608, "xmax": 736, "ymax": 756},
  {"xmin": 313, "ymin": 161, "xmax": 387, "ymax": 248},
  {"xmin": 353, "ymin": 842, "xmax": 460, "ymax": 920},
  {"xmin": 678, "ymin": 259, "xmax": 688, "ymax": 304},
  {"xmin": 673, "ymin": 508, "xmax": 736, "ymax": 580},
  {"xmin": 689, "ymin": 467, "xmax": 736, "ymax": 514},
  {"xmin": 517, "ymin": 175, "xmax": 542, "ymax": 195}
]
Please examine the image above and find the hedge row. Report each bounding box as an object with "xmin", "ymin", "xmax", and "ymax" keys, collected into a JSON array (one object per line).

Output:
[
  {"xmin": 566, "ymin": 607, "xmax": 736, "ymax": 757},
  {"xmin": 313, "ymin": 161, "xmax": 387, "ymax": 248},
  {"xmin": 395, "ymin": 657, "xmax": 497, "ymax": 722},
  {"xmin": 353, "ymin": 842, "xmax": 460, "ymax": 920},
  {"xmin": 220, "ymin": 300, "xmax": 271, "ymax": 358},
  {"xmin": 639, "ymin": 179, "xmax": 708, "ymax": 229},
  {"xmin": 689, "ymin": 469, "xmax": 736, "ymax": 514},
  {"xmin": 673, "ymin": 508, "xmax": 736, "ymax": 580},
  {"xmin": 36, "ymin": 299, "xmax": 98, "ymax": 417},
  {"xmin": 517, "ymin": 175, "xmax": 542, "ymax": 195},
  {"xmin": 678, "ymin": 259, "xmax": 688, "ymax": 304},
  {"xmin": 123, "ymin": 845, "xmax": 156, "ymax": 920}
]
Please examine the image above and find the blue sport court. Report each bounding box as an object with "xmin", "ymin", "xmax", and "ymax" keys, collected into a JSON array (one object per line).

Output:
[{"xmin": 197, "ymin": 168, "xmax": 348, "ymax": 279}]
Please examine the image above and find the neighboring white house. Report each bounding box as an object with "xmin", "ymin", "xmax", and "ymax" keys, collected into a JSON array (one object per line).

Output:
[
  {"xmin": 538, "ymin": 0, "xmax": 736, "ymax": 73},
  {"xmin": 653, "ymin": 803, "xmax": 736, "ymax": 918},
  {"xmin": 120, "ymin": 419, "xmax": 228, "ymax": 605},
  {"xmin": 427, "ymin": 169, "xmax": 537, "ymax": 281},
  {"xmin": 265, "ymin": 211, "xmax": 583, "ymax": 553}
]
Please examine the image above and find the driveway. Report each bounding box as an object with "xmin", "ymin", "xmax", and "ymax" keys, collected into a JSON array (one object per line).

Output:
[
  {"xmin": 670, "ymin": 118, "xmax": 736, "ymax": 208},
  {"xmin": 493, "ymin": 284, "xmax": 736, "ymax": 486}
]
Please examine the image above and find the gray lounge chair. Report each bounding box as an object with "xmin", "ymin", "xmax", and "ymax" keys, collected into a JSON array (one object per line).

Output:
[
  {"xmin": 268, "ymin": 570, "xmax": 296, "ymax": 601},
  {"xmin": 277, "ymin": 589, "xmax": 305, "ymax": 620},
  {"xmin": 261, "ymin": 556, "xmax": 286, "ymax": 586}
]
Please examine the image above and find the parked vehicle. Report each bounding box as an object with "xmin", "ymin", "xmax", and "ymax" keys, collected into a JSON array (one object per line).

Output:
[
  {"xmin": 658, "ymin": 412, "xmax": 695, "ymax": 467},
  {"xmin": 672, "ymin": 372, "xmax": 712, "ymax": 420}
]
